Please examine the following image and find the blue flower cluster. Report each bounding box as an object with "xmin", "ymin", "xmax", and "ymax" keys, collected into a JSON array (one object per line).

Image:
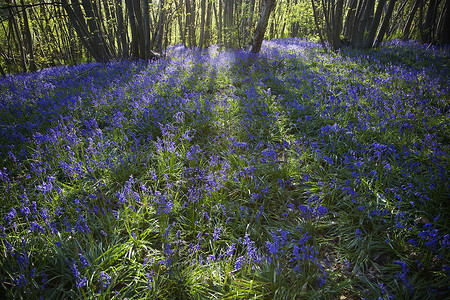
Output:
[{"xmin": 0, "ymin": 38, "xmax": 448, "ymax": 298}]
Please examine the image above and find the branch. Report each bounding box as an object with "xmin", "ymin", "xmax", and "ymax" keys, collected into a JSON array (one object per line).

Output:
[{"xmin": 0, "ymin": 1, "xmax": 80, "ymax": 23}]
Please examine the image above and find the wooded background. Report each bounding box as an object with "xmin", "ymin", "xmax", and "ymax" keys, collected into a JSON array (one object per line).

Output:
[{"xmin": 0, "ymin": 0, "xmax": 449, "ymax": 75}]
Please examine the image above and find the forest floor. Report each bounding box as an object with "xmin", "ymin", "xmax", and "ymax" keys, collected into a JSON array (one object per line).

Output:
[{"xmin": 0, "ymin": 38, "xmax": 449, "ymax": 299}]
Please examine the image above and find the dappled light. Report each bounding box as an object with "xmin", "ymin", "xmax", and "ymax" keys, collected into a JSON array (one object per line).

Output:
[{"xmin": 0, "ymin": 38, "xmax": 449, "ymax": 299}]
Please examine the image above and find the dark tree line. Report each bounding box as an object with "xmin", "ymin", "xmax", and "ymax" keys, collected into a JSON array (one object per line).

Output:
[
  {"xmin": 0, "ymin": 0, "xmax": 449, "ymax": 74},
  {"xmin": 312, "ymin": 0, "xmax": 450, "ymax": 51}
]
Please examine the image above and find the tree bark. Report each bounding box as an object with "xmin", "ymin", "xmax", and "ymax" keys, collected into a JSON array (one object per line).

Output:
[
  {"xmin": 387, "ymin": 0, "xmax": 408, "ymax": 37},
  {"xmin": 20, "ymin": 0, "xmax": 36, "ymax": 71},
  {"xmin": 199, "ymin": 0, "xmax": 207, "ymax": 49},
  {"xmin": 8, "ymin": 1, "xmax": 27, "ymax": 72},
  {"xmin": 185, "ymin": 0, "xmax": 196, "ymax": 47},
  {"xmin": 422, "ymin": 0, "xmax": 438, "ymax": 42},
  {"xmin": 143, "ymin": 0, "xmax": 151, "ymax": 59},
  {"xmin": 352, "ymin": 0, "xmax": 376, "ymax": 48},
  {"xmin": 402, "ymin": 0, "xmax": 420, "ymax": 40},
  {"xmin": 437, "ymin": 0, "xmax": 450, "ymax": 43},
  {"xmin": 125, "ymin": 0, "xmax": 140, "ymax": 58},
  {"xmin": 116, "ymin": 0, "xmax": 128, "ymax": 58},
  {"xmin": 156, "ymin": 0, "xmax": 165, "ymax": 53},
  {"xmin": 205, "ymin": 0, "xmax": 213, "ymax": 45},
  {"xmin": 62, "ymin": 0, "xmax": 103, "ymax": 61},
  {"xmin": 364, "ymin": 0, "xmax": 387, "ymax": 48},
  {"xmin": 249, "ymin": 0, "xmax": 276, "ymax": 53},
  {"xmin": 82, "ymin": 0, "xmax": 110, "ymax": 59},
  {"xmin": 311, "ymin": 0, "xmax": 327, "ymax": 51},
  {"xmin": 343, "ymin": 0, "xmax": 358, "ymax": 40},
  {"xmin": 374, "ymin": 0, "xmax": 397, "ymax": 47}
]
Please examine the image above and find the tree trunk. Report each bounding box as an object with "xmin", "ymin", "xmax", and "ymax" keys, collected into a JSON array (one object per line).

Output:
[
  {"xmin": 402, "ymin": 0, "xmax": 420, "ymax": 40},
  {"xmin": 116, "ymin": 0, "xmax": 128, "ymax": 58},
  {"xmin": 82, "ymin": 0, "xmax": 110, "ymax": 59},
  {"xmin": 199, "ymin": 0, "xmax": 207, "ymax": 49},
  {"xmin": 132, "ymin": 0, "xmax": 146, "ymax": 57},
  {"xmin": 185, "ymin": 0, "xmax": 196, "ymax": 47},
  {"xmin": 62, "ymin": 0, "xmax": 103, "ymax": 61},
  {"xmin": 156, "ymin": 0, "xmax": 165, "ymax": 53},
  {"xmin": 205, "ymin": 0, "xmax": 213, "ymax": 45},
  {"xmin": 125, "ymin": 0, "xmax": 140, "ymax": 58},
  {"xmin": 8, "ymin": 1, "xmax": 27, "ymax": 72},
  {"xmin": 437, "ymin": 0, "xmax": 450, "ymax": 43},
  {"xmin": 418, "ymin": 0, "xmax": 424, "ymax": 41},
  {"xmin": 311, "ymin": 0, "xmax": 327, "ymax": 51},
  {"xmin": 343, "ymin": 0, "xmax": 358, "ymax": 40},
  {"xmin": 352, "ymin": 0, "xmax": 376, "ymax": 48},
  {"xmin": 19, "ymin": 0, "xmax": 36, "ymax": 71},
  {"xmin": 332, "ymin": 0, "xmax": 344, "ymax": 50},
  {"xmin": 387, "ymin": 0, "xmax": 408, "ymax": 37},
  {"xmin": 249, "ymin": 0, "xmax": 276, "ymax": 53},
  {"xmin": 374, "ymin": 0, "xmax": 397, "ymax": 47},
  {"xmin": 0, "ymin": 62, "xmax": 5, "ymax": 77},
  {"xmin": 175, "ymin": 0, "xmax": 186, "ymax": 46},
  {"xmin": 143, "ymin": 0, "xmax": 151, "ymax": 59},
  {"xmin": 364, "ymin": 0, "xmax": 387, "ymax": 48},
  {"xmin": 422, "ymin": 0, "xmax": 438, "ymax": 42},
  {"xmin": 101, "ymin": 0, "xmax": 117, "ymax": 57}
]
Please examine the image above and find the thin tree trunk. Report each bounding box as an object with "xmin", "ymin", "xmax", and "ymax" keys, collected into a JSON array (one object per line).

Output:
[
  {"xmin": 0, "ymin": 62, "xmax": 5, "ymax": 77},
  {"xmin": 192, "ymin": 0, "xmax": 197, "ymax": 46},
  {"xmin": 213, "ymin": 0, "xmax": 222, "ymax": 44},
  {"xmin": 374, "ymin": 0, "xmax": 397, "ymax": 47},
  {"xmin": 174, "ymin": 0, "xmax": 186, "ymax": 46},
  {"xmin": 437, "ymin": 0, "xmax": 450, "ymax": 43},
  {"xmin": 311, "ymin": 0, "xmax": 327, "ymax": 51},
  {"xmin": 54, "ymin": 2, "xmax": 72, "ymax": 63},
  {"xmin": 30, "ymin": 7, "xmax": 48, "ymax": 64},
  {"xmin": 353, "ymin": 0, "xmax": 376, "ymax": 47},
  {"xmin": 132, "ymin": 0, "xmax": 146, "ymax": 58},
  {"xmin": 218, "ymin": 0, "xmax": 223, "ymax": 44},
  {"xmin": 0, "ymin": 42, "xmax": 8, "ymax": 75},
  {"xmin": 185, "ymin": 0, "xmax": 194, "ymax": 47},
  {"xmin": 248, "ymin": 0, "xmax": 256, "ymax": 39},
  {"xmin": 8, "ymin": 1, "xmax": 27, "ymax": 72},
  {"xmin": 116, "ymin": 0, "xmax": 128, "ymax": 57},
  {"xmin": 156, "ymin": 0, "xmax": 165, "ymax": 53},
  {"xmin": 100, "ymin": 0, "xmax": 117, "ymax": 57},
  {"xmin": 199, "ymin": 0, "xmax": 207, "ymax": 49},
  {"xmin": 125, "ymin": 0, "xmax": 140, "ymax": 58},
  {"xmin": 205, "ymin": 0, "xmax": 213, "ymax": 45},
  {"xmin": 402, "ymin": 0, "xmax": 420, "ymax": 40},
  {"xmin": 418, "ymin": 0, "xmax": 424, "ymax": 42},
  {"xmin": 364, "ymin": 0, "xmax": 387, "ymax": 48},
  {"xmin": 62, "ymin": 0, "xmax": 103, "ymax": 61},
  {"xmin": 387, "ymin": 0, "xmax": 408, "ymax": 37},
  {"xmin": 422, "ymin": 0, "xmax": 438, "ymax": 42},
  {"xmin": 343, "ymin": 0, "xmax": 358, "ymax": 40},
  {"xmin": 19, "ymin": 0, "xmax": 36, "ymax": 71},
  {"xmin": 143, "ymin": 0, "xmax": 151, "ymax": 58},
  {"xmin": 82, "ymin": 0, "xmax": 110, "ymax": 59},
  {"xmin": 249, "ymin": 0, "xmax": 276, "ymax": 53}
]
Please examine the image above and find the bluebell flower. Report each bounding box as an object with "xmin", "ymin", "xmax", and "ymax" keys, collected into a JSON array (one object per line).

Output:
[
  {"xmin": 213, "ymin": 227, "xmax": 221, "ymax": 241},
  {"xmin": 66, "ymin": 258, "xmax": 87, "ymax": 288},
  {"xmin": 98, "ymin": 271, "xmax": 111, "ymax": 288},
  {"xmin": 394, "ymin": 260, "xmax": 413, "ymax": 293},
  {"xmin": 79, "ymin": 253, "xmax": 89, "ymax": 268},
  {"xmin": 234, "ymin": 256, "xmax": 245, "ymax": 271}
]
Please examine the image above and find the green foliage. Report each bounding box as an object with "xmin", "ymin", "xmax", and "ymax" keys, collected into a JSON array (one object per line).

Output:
[{"xmin": 0, "ymin": 39, "xmax": 449, "ymax": 299}]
